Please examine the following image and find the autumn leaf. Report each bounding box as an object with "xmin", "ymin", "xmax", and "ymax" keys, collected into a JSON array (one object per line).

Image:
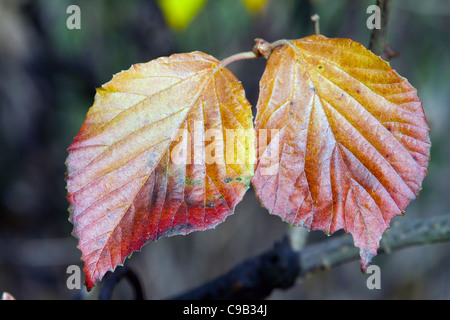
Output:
[
  {"xmin": 66, "ymin": 52, "xmax": 255, "ymax": 290},
  {"xmin": 252, "ymin": 35, "xmax": 430, "ymax": 270},
  {"xmin": 157, "ymin": 0, "xmax": 207, "ymax": 31},
  {"xmin": 242, "ymin": 0, "xmax": 268, "ymax": 13}
]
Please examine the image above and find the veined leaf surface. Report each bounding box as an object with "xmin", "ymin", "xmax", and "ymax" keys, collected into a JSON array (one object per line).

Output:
[
  {"xmin": 66, "ymin": 52, "xmax": 254, "ymax": 290},
  {"xmin": 252, "ymin": 35, "xmax": 430, "ymax": 269}
]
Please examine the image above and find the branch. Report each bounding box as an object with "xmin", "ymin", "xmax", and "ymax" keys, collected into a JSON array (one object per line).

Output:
[
  {"xmin": 170, "ymin": 215, "xmax": 450, "ymax": 300},
  {"xmin": 368, "ymin": 0, "xmax": 399, "ymax": 60},
  {"xmin": 300, "ymin": 215, "xmax": 450, "ymax": 274},
  {"xmin": 98, "ymin": 265, "xmax": 145, "ymax": 300},
  {"xmin": 171, "ymin": 236, "xmax": 299, "ymax": 300}
]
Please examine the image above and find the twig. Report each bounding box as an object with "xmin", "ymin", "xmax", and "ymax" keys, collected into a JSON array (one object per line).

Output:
[
  {"xmin": 368, "ymin": 0, "xmax": 399, "ymax": 60},
  {"xmin": 98, "ymin": 265, "xmax": 145, "ymax": 300},
  {"xmin": 311, "ymin": 14, "xmax": 320, "ymax": 35},
  {"xmin": 301, "ymin": 215, "xmax": 450, "ymax": 274},
  {"xmin": 170, "ymin": 215, "xmax": 450, "ymax": 300}
]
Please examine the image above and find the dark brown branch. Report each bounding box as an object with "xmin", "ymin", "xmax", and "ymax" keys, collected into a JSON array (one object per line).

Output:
[
  {"xmin": 368, "ymin": 0, "xmax": 399, "ymax": 60},
  {"xmin": 170, "ymin": 215, "xmax": 450, "ymax": 300},
  {"xmin": 99, "ymin": 265, "xmax": 145, "ymax": 300},
  {"xmin": 171, "ymin": 237, "xmax": 300, "ymax": 300}
]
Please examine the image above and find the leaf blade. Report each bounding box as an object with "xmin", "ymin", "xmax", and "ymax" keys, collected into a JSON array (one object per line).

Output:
[
  {"xmin": 252, "ymin": 35, "xmax": 430, "ymax": 270},
  {"xmin": 66, "ymin": 52, "xmax": 255, "ymax": 290}
]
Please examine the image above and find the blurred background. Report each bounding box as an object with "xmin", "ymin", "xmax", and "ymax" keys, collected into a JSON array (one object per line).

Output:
[{"xmin": 0, "ymin": 0, "xmax": 449, "ymax": 300}]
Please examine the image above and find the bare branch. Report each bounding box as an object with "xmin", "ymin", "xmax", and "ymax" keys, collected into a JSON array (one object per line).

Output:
[
  {"xmin": 99, "ymin": 265, "xmax": 145, "ymax": 300},
  {"xmin": 170, "ymin": 215, "xmax": 450, "ymax": 300},
  {"xmin": 368, "ymin": 0, "xmax": 399, "ymax": 60},
  {"xmin": 171, "ymin": 236, "xmax": 299, "ymax": 300}
]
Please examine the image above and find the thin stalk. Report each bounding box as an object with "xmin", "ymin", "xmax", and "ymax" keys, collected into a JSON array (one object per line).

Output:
[
  {"xmin": 220, "ymin": 38, "xmax": 292, "ymax": 66},
  {"xmin": 219, "ymin": 51, "xmax": 258, "ymax": 67},
  {"xmin": 311, "ymin": 14, "xmax": 320, "ymax": 35}
]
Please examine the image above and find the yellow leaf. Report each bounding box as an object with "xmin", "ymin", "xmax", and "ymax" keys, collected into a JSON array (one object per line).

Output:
[
  {"xmin": 242, "ymin": 0, "xmax": 268, "ymax": 12},
  {"xmin": 157, "ymin": 0, "xmax": 207, "ymax": 30}
]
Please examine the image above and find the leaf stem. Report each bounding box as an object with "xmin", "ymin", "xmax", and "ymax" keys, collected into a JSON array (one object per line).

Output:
[
  {"xmin": 253, "ymin": 38, "xmax": 290, "ymax": 59},
  {"xmin": 220, "ymin": 38, "xmax": 293, "ymax": 66},
  {"xmin": 219, "ymin": 51, "xmax": 258, "ymax": 67}
]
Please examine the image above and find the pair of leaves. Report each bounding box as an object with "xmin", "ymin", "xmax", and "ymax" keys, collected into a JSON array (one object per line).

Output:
[{"xmin": 66, "ymin": 35, "xmax": 430, "ymax": 290}]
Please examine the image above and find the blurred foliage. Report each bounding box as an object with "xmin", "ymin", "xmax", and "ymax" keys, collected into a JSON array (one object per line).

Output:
[
  {"xmin": 0, "ymin": 0, "xmax": 449, "ymax": 300},
  {"xmin": 156, "ymin": 0, "xmax": 269, "ymax": 31},
  {"xmin": 156, "ymin": 0, "xmax": 207, "ymax": 31}
]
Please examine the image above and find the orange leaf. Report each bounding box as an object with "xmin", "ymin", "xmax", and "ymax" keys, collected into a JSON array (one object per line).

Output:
[
  {"xmin": 66, "ymin": 52, "xmax": 255, "ymax": 290},
  {"xmin": 252, "ymin": 35, "xmax": 430, "ymax": 270}
]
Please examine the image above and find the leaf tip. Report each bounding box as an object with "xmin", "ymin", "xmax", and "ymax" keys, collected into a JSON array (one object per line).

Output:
[{"xmin": 359, "ymin": 250, "xmax": 375, "ymax": 273}]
